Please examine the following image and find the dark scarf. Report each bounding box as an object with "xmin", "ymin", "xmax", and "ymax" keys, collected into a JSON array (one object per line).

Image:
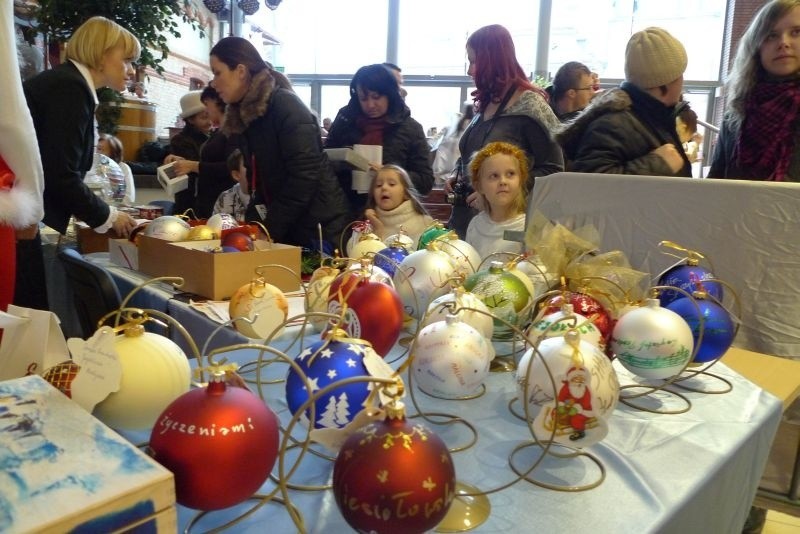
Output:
[
  {"xmin": 356, "ymin": 116, "xmax": 386, "ymax": 145},
  {"xmin": 736, "ymin": 79, "xmax": 800, "ymax": 181}
]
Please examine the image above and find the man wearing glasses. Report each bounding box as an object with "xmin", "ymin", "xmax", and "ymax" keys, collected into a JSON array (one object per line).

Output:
[
  {"xmin": 546, "ymin": 61, "xmax": 599, "ymax": 123},
  {"xmin": 555, "ymin": 27, "xmax": 692, "ymax": 177}
]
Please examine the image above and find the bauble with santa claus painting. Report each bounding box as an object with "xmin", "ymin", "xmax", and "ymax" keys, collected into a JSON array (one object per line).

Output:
[{"xmin": 516, "ymin": 331, "xmax": 619, "ymax": 447}]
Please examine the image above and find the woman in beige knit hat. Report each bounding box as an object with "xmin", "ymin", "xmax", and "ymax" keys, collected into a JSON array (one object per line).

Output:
[
  {"xmin": 555, "ymin": 27, "xmax": 692, "ymax": 177},
  {"xmin": 709, "ymin": 0, "xmax": 800, "ymax": 181}
]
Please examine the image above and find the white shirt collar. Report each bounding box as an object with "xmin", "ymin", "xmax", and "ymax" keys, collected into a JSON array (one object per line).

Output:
[{"xmin": 69, "ymin": 59, "xmax": 99, "ymax": 106}]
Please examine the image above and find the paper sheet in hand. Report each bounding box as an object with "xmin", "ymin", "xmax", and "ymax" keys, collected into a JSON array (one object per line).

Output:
[
  {"xmin": 351, "ymin": 144, "xmax": 382, "ymax": 193},
  {"xmin": 157, "ymin": 162, "xmax": 188, "ymax": 196},
  {"xmin": 324, "ymin": 148, "xmax": 371, "ymax": 171}
]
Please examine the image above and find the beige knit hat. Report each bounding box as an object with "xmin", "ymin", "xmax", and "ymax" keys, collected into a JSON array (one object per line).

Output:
[
  {"xmin": 179, "ymin": 90, "xmax": 205, "ymax": 119},
  {"xmin": 624, "ymin": 27, "xmax": 688, "ymax": 89}
]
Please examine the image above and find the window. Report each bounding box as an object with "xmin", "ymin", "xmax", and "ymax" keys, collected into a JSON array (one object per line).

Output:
[
  {"xmin": 254, "ymin": 0, "xmax": 727, "ymax": 133},
  {"xmin": 252, "ymin": 0, "xmax": 389, "ymax": 74},
  {"xmin": 549, "ymin": 0, "xmax": 726, "ymax": 82}
]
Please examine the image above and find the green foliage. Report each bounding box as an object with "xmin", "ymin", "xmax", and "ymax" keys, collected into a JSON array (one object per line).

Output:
[
  {"xmin": 32, "ymin": 0, "xmax": 206, "ymax": 75},
  {"xmin": 96, "ymin": 87, "xmax": 125, "ymax": 134}
]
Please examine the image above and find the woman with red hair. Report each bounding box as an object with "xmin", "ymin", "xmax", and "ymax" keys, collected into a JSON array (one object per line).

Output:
[{"xmin": 446, "ymin": 24, "xmax": 563, "ymax": 238}]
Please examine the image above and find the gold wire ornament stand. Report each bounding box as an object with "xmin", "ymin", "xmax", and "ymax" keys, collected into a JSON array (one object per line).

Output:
[
  {"xmin": 401, "ymin": 304, "xmax": 611, "ymax": 532},
  {"xmin": 658, "ymin": 277, "xmax": 742, "ymax": 396},
  {"xmin": 506, "ymin": 313, "xmax": 610, "ymax": 492},
  {"xmin": 616, "ymin": 279, "xmax": 741, "ymax": 413},
  {"xmin": 613, "ymin": 285, "xmax": 705, "ymax": 415},
  {"xmin": 104, "ymin": 265, "xmax": 610, "ymax": 531}
]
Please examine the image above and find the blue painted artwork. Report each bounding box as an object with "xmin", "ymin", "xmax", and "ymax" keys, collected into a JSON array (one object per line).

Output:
[{"xmin": 0, "ymin": 376, "xmax": 174, "ymax": 532}]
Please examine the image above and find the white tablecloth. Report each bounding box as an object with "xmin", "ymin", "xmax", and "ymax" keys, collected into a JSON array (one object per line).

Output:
[{"xmin": 88, "ymin": 252, "xmax": 782, "ymax": 532}]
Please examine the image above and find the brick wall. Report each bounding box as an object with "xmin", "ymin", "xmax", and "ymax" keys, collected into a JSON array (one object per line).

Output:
[{"xmin": 142, "ymin": 53, "xmax": 213, "ymax": 141}]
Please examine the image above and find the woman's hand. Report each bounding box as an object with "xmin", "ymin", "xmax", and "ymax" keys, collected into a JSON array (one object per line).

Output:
[
  {"xmin": 163, "ymin": 154, "xmax": 183, "ymax": 164},
  {"xmin": 112, "ymin": 211, "xmax": 137, "ymax": 238},
  {"xmin": 171, "ymin": 159, "xmax": 199, "ymax": 175}
]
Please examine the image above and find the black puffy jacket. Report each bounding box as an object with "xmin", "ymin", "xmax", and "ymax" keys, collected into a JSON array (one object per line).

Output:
[{"xmin": 223, "ymin": 70, "xmax": 351, "ymax": 248}]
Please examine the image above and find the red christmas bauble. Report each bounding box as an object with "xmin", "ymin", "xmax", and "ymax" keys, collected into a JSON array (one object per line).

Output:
[
  {"xmin": 149, "ymin": 378, "xmax": 280, "ymax": 510},
  {"xmin": 221, "ymin": 231, "xmax": 254, "ymax": 252},
  {"xmin": 543, "ymin": 291, "xmax": 613, "ymax": 343},
  {"xmin": 333, "ymin": 407, "xmax": 455, "ymax": 533},
  {"xmin": 327, "ymin": 270, "xmax": 403, "ymax": 357}
]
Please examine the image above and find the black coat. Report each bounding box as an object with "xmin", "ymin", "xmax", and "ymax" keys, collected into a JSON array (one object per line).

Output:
[
  {"xmin": 325, "ymin": 102, "xmax": 434, "ymax": 212},
  {"xmin": 194, "ymin": 130, "xmax": 242, "ymax": 218},
  {"xmin": 708, "ymin": 117, "xmax": 800, "ymax": 181},
  {"xmin": 223, "ymin": 70, "xmax": 350, "ymax": 248},
  {"xmin": 167, "ymin": 123, "xmax": 209, "ymax": 215},
  {"xmin": 556, "ymin": 83, "xmax": 692, "ymax": 177},
  {"xmin": 23, "ymin": 61, "xmax": 109, "ymax": 234}
]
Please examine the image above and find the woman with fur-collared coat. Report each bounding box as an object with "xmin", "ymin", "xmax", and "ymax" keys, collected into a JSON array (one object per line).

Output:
[
  {"xmin": 324, "ymin": 63, "xmax": 434, "ymax": 214},
  {"xmin": 209, "ymin": 37, "xmax": 350, "ymax": 248}
]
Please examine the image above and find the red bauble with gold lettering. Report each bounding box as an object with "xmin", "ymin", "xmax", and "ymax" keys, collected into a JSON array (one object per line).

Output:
[
  {"xmin": 332, "ymin": 403, "xmax": 455, "ymax": 533},
  {"xmin": 327, "ymin": 269, "xmax": 403, "ymax": 357},
  {"xmin": 148, "ymin": 375, "xmax": 280, "ymax": 510}
]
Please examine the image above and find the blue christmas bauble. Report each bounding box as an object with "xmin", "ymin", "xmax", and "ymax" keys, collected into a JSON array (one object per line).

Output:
[
  {"xmin": 285, "ymin": 339, "xmax": 373, "ymax": 429},
  {"xmin": 373, "ymin": 245, "xmax": 409, "ymax": 278},
  {"xmin": 658, "ymin": 263, "xmax": 723, "ymax": 307},
  {"xmin": 665, "ymin": 295, "xmax": 735, "ymax": 363}
]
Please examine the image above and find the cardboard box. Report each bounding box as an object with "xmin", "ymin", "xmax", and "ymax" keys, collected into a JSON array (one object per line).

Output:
[
  {"xmin": 74, "ymin": 221, "xmax": 124, "ymax": 253},
  {"xmin": 0, "ymin": 375, "xmax": 175, "ymax": 533},
  {"xmin": 137, "ymin": 234, "xmax": 301, "ymax": 300},
  {"xmin": 109, "ymin": 238, "xmax": 139, "ymax": 270},
  {"xmin": 157, "ymin": 162, "xmax": 188, "ymax": 196}
]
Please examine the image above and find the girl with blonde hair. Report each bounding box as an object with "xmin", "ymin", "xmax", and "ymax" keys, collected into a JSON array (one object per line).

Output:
[{"xmin": 466, "ymin": 142, "xmax": 529, "ymax": 259}]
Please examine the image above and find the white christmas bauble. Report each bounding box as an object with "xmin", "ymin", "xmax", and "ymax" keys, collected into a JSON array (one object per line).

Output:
[
  {"xmin": 610, "ymin": 298, "xmax": 694, "ymax": 380},
  {"xmin": 305, "ymin": 266, "xmax": 340, "ymax": 332},
  {"xmin": 93, "ymin": 329, "xmax": 191, "ymax": 430},
  {"xmin": 421, "ymin": 289, "xmax": 494, "ymax": 340},
  {"xmin": 435, "ymin": 237, "xmax": 481, "ymax": 275},
  {"xmin": 411, "ymin": 315, "xmax": 493, "ymax": 398},
  {"xmin": 528, "ymin": 304, "xmax": 604, "ymax": 349},
  {"xmin": 143, "ymin": 215, "xmax": 191, "ymax": 242},
  {"xmin": 344, "ymin": 260, "xmax": 394, "ymax": 287},
  {"xmin": 347, "ymin": 232, "xmax": 385, "ymax": 259},
  {"xmin": 383, "ymin": 232, "xmax": 414, "ymax": 251},
  {"xmin": 516, "ymin": 333, "xmax": 619, "ymax": 447},
  {"xmin": 229, "ymin": 281, "xmax": 289, "ymax": 339},
  {"xmin": 393, "ymin": 249, "xmax": 458, "ymax": 319},
  {"xmin": 207, "ymin": 212, "xmax": 238, "ymax": 233}
]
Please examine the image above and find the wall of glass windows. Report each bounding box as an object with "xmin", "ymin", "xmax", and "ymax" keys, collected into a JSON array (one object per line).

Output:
[{"xmin": 251, "ymin": 0, "xmax": 727, "ymax": 171}]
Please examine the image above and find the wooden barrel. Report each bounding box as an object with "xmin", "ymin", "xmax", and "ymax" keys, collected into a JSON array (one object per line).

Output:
[{"xmin": 116, "ymin": 99, "xmax": 157, "ymax": 162}]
